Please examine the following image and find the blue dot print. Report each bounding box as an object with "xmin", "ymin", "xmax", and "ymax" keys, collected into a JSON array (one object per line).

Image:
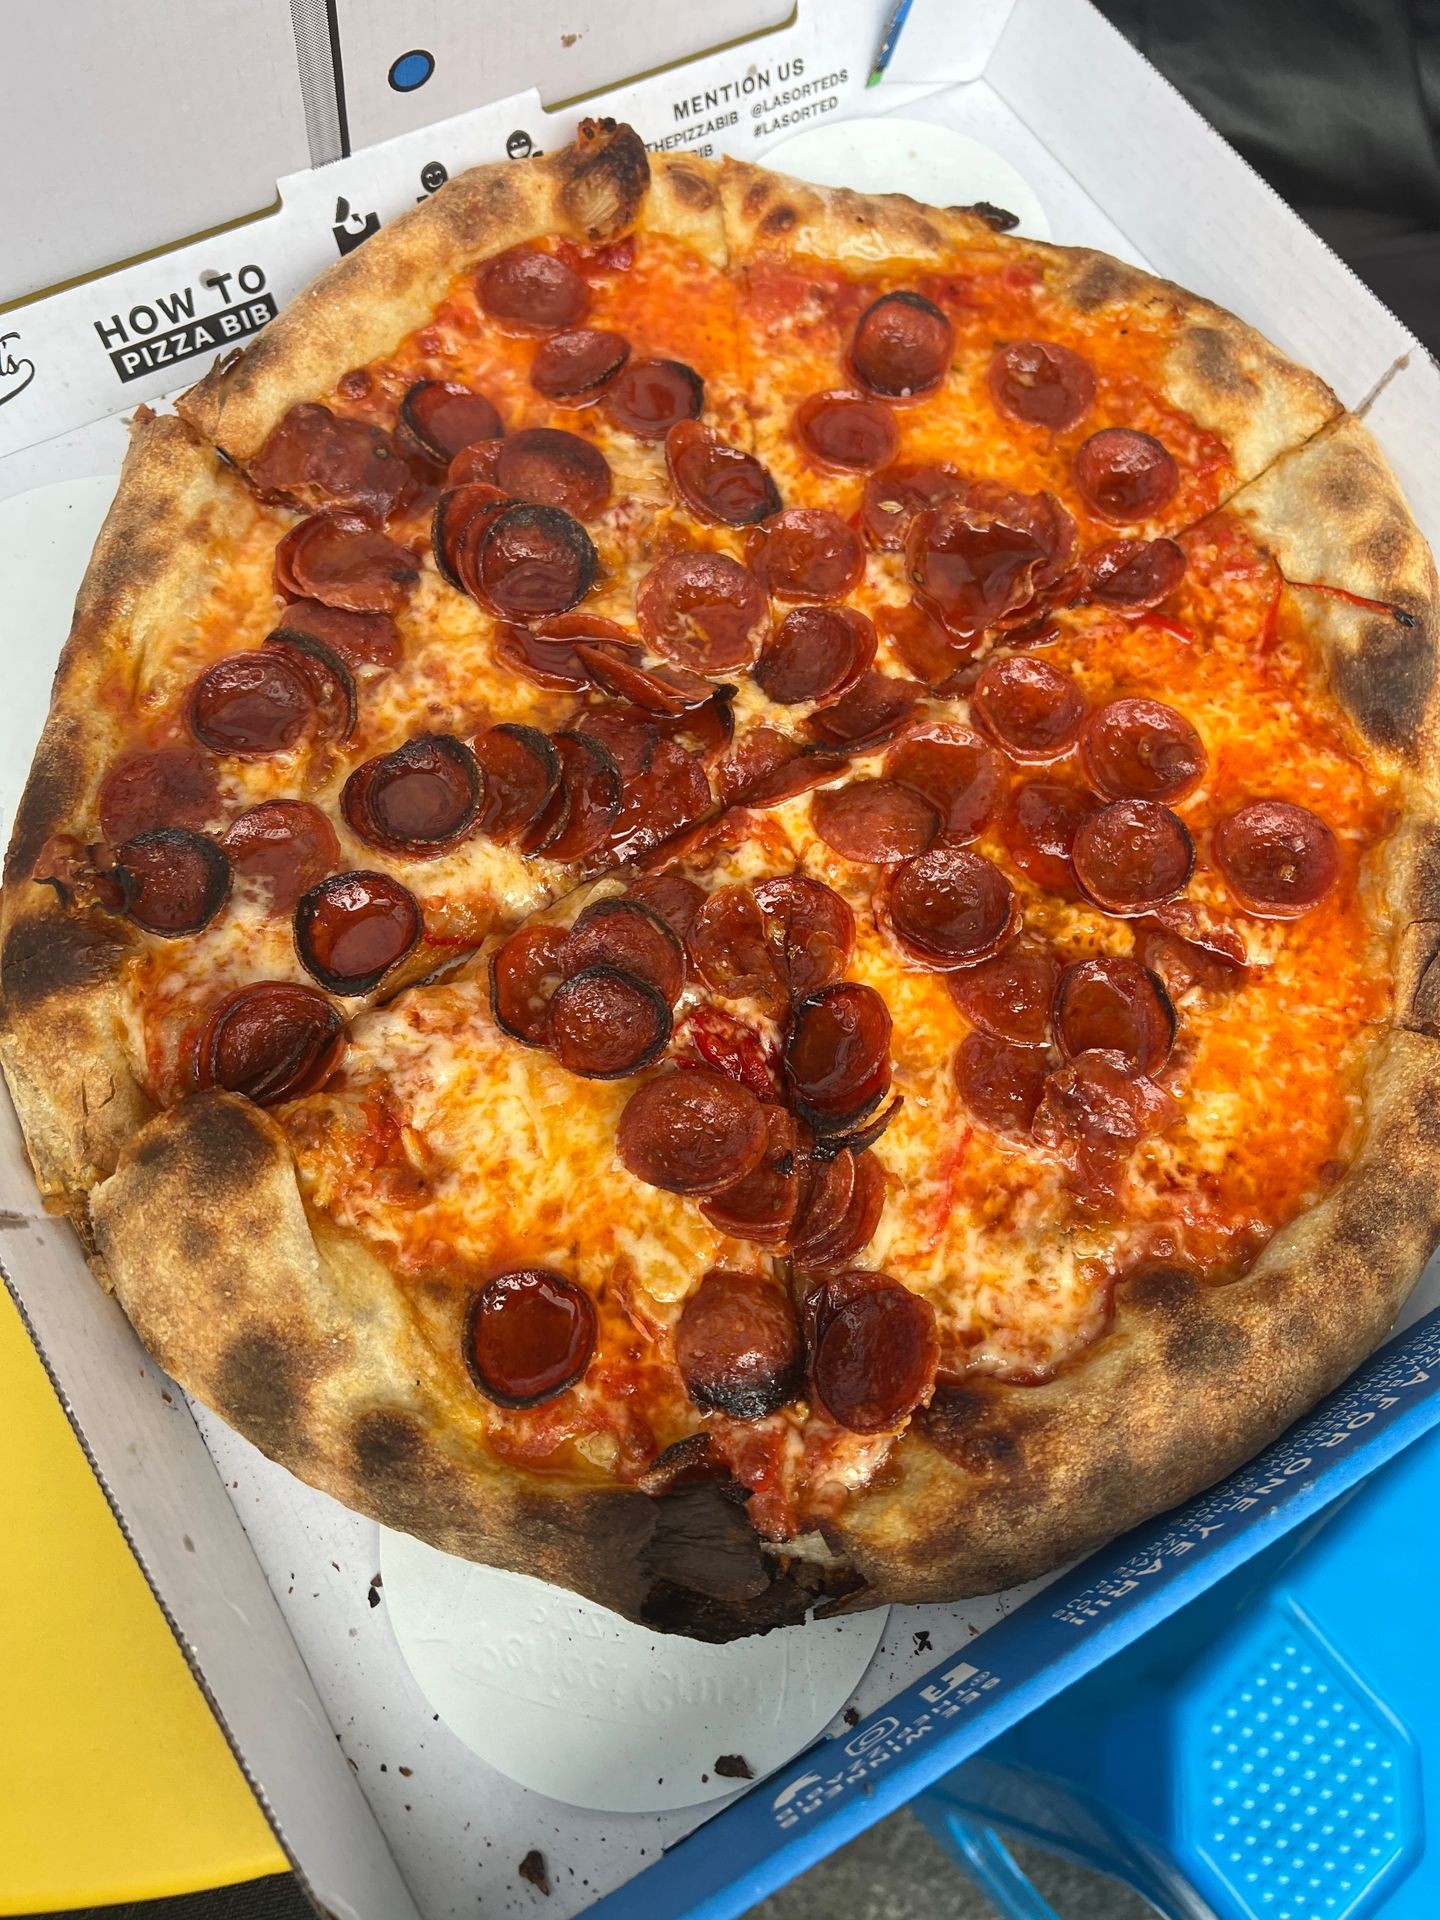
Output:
[{"xmin": 388, "ymin": 49, "xmax": 435, "ymax": 93}]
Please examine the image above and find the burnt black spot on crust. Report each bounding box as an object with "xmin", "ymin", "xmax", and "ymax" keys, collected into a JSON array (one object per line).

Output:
[
  {"xmin": 560, "ymin": 118, "xmax": 650, "ymax": 241},
  {"xmin": 761, "ymin": 202, "xmax": 798, "ymax": 237},
  {"xmin": 920, "ymin": 1384, "xmax": 1030, "ymax": 1475},
  {"xmin": 1119, "ymin": 1263, "xmax": 1198, "ymax": 1318},
  {"xmin": 352, "ymin": 1407, "xmax": 428, "ymax": 1488},
  {"xmin": 215, "ymin": 1327, "xmax": 308, "ymax": 1456},
  {"xmin": 1331, "ymin": 619, "xmax": 1436, "ymax": 755},
  {"xmin": 1, "ymin": 910, "xmax": 127, "ymax": 1013}
]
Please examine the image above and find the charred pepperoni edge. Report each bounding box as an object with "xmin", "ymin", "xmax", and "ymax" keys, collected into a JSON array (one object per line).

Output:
[
  {"xmin": 432, "ymin": 484, "xmax": 508, "ymax": 591},
  {"xmin": 472, "ymin": 724, "xmax": 563, "ymax": 840},
  {"xmin": 563, "ymin": 896, "xmax": 686, "ymax": 1004},
  {"xmin": 1053, "ymin": 956, "xmax": 1177, "ymax": 1076},
  {"xmin": 293, "ymin": 870, "xmax": 423, "ymax": 996},
  {"xmin": 530, "ymin": 328, "xmax": 631, "ymax": 399},
  {"xmin": 472, "ymin": 501, "xmax": 599, "ymax": 617},
  {"xmin": 699, "ymin": 1111, "xmax": 801, "ymax": 1244},
  {"xmin": 194, "ymin": 981, "xmax": 347, "ymax": 1105},
  {"xmin": 572, "ymin": 642, "xmax": 718, "ymax": 717},
  {"xmin": 188, "ymin": 650, "xmax": 315, "ymax": 757},
  {"xmin": 673, "ymin": 1268, "xmax": 802, "ymax": 1418},
  {"xmin": 783, "ymin": 982, "xmax": 893, "ymax": 1134},
  {"xmin": 806, "ymin": 1269, "xmax": 938, "ymax": 1432},
  {"xmin": 616, "ymin": 1068, "xmax": 769, "ymax": 1196},
  {"xmin": 112, "ymin": 829, "xmax": 232, "ymax": 936},
  {"xmin": 665, "ymin": 421, "xmax": 782, "ymax": 528},
  {"xmin": 849, "ymin": 290, "xmax": 955, "ymax": 398},
  {"xmin": 340, "ymin": 733, "xmax": 483, "ymax": 855},
  {"xmin": 525, "ymin": 729, "xmax": 623, "ymax": 862},
  {"xmin": 791, "ymin": 1149, "xmax": 888, "ymax": 1265},
  {"xmin": 399, "ymin": 380, "xmax": 503, "ymax": 464},
  {"xmin": 547, "ymin": 963, "xmax": 674, "ymax": 1079},
  {"xmin": 264, "ymin": 629, "xmax": 360, "ymax": 740},
  {"xmin": 463, "ymin": 1270, "xmax": 597, "ymax": 1409}
]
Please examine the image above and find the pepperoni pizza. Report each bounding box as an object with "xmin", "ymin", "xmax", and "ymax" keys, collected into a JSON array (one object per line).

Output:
[{"xmin": 6, "ymin": 121, "xmax": 1440, "ymax": 1639}]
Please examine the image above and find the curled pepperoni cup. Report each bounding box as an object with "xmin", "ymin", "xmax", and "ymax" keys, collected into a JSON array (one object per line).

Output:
[
  {"xmin": 114, "ymin": 829, "xmax": 231, "ymax": 936},
  {"xmin": 432, "ymin": 483, "xmax": 508, "ymax": 591},
  {"xmin": 1074, "ymin": 428, "xmax": 1179, "ymax": 524},
  {"xmin": 465, "ymin": 1270, "xmax": 597, "ymax": 1409},
  {"xmin": 564, "ymin": 897, "xmax": 686, "ymax": 1005},
  {"xmin": 222, "ymin": 801, "xmax": 340, "ymax": 913},
  {"xmin": 860, "ymin": 462, "xmax": 964, "ymax": 552},
  {"xmin": 688, "ymin": 884, "xmax": 783, "ymax": 1006},
  {"xmin": 548, "ymin": 965, "xmax": 673, "ymax": 1079},
  {"xmin": 471, "ymin": 725, "xmax": 561, "ymax": 842},
  {"xmin": 341, "ymin": 734, "xmax": 481, "ymax": 857},
  {"xmin": 99, "ymin": 748, "xmax": 219, "ymax": 844},
  {"xmin": 1001, "ymin": 780, "xmax": 1102, "ymax": 898},
  {"xmin": 794, "ymin": 390, "xmax": 900, "ymax": 473},
  {"xmin": 954, "ymin": 1031, "xmax": 1049, "ymax": 1139},
  {"xmin": 665, "ymin": 422, "xmax": 780, "ymax": 527},
  {"xmin": 190, "ymin": 651, "xmax": 315, "ymax": 757},
  {"xmin": 572, "ymin": 643, "xmax": 714, "ymax": 717},
  {"xmin": 294, "ymin": 870, "xmax": 422, "ymax": 995},
  {"xmin": 1080, "ymin": 697, "xmax": 1206, "ymax": 803},
  {"xmin": 675, "ymin": 1269, "xmax": 801, "ymax": 1417},
  {"xmin": 1212, "ymin": 800, "xmax": 1340, "ymax": 919},
  {"xmin": 849, "ymin": 291, "xmax": 955, "ymax": 399},
  {"xmin": 1083, "ymin": 537, "xmax": 1186, "ymax": 611},
  {"xmin": 812, "ymin": 778, "xmax": 939, "ymax": 864},
  {"xmin": 626, "ymin": 874, "xmax": 705, "ymax": 945},
  {"xmin": 470, "ymin": 502, "xmax": 599, "ymax": 619},
  {"xmin": 885, "ymin": 725, "xmax": 1003, "ymax": 845},
  {"xmin": 809, "ymin": 1272, "xmax": 939, "ymax": 1434},
  {"xmin": 636, "ymin": 551, "xmax": 769, "ymax": 675},
  {"xmin": 270, "ymin": 600, "xmax": 402, "ymax": 673},
  {"xmin": 784, "ymin": 982, "xmax": 893, "ymax": 1130},
  {"xmin": 949, "ymin": 940, "xmax": 1060, "ymax": 1048},
  {"xmin": 752, "ymin": 874, "xmax": 856, "ymax": 999},
  {"xmin": 605, "ymin": 736, "xmax": 715, "ymax": 867},
  {"xmin": 274, "ymin": 512, "xmax": 419, "ymax": 614},
  {"xmin": 492, "ymin": 610, "xmax": 626, "ymax": 692},
  {"xmin": 446, "ymin": 440, "xmax": 503, "ymax": 487},
  {"xmin": 988, "ymin": 340, "xmax": 1096, "ymax": 431},
  {"xmin": 264, "ymin": 630, "xmax": 358, "ymax": 742},
  {"xmin": 195, "ymin": 982, "xmax": 346, "ymax": 1106},
  {"xmin": 477, "ymin": 248, "xmax": 590, "ymax": 333},
  {"xmin": 530, "ymin": 328, "xmax": 630, "ymax": 400},
  {"xmin": 792, "ymin": 1150, "xmax": 887, "ymax": 1270},
  {"xmin": 1054, "ymin": 956, "xmax": 1176, "ymax": 1076},
  {"xmin": 972, "ymin": 657, "xmax": 1086, "ymax": 763},
  {"xmin": 747, "ymin": 508, "xmax": 865, "ymax": 604},
  {"xmin": 700, "ymin": 1110, "xmax": 801, "ymax": 1245},
  {"xmin": 755, "ymin": 604, "xmax": 875, "ymax": 707},
  {"xmin": 617, "ymin": 1067, "xmax": 770, "ymax": 1195},
  {"xmin": 883, "ymin": 847, "xmax": 1019, "ymax": 971},
  {"xmin": 495, "ymin": 428, "xmax": 612, "ymax": 521},
  {"xmin": 489, "ymin": 924, "xmax": 568, "ymax": 1048},
  {"xmin": 526, "ymin": 731, "xmax": 622, "ymax": 863},
  {"xmin": 716, "ymin": 727, "xmax": 844, "ymax": 810},
  {"xmin": 1072, "ymin": 800, "xmax": 1195, "ymax": 916},
  {"xmin": 907, "ymin": 503, "xmax": 1048, "ymax": 641},
  {"xmin": 604, "ymin": 357, "xmax": 705, "ymax": 439},
  {"xmin": 399, "ymin": 381, "xmax": 502, "ymax": 464},
  {"xmin": 804, "ymin": 670, "xmax": 926, "ymax": 753},
  {"xmin": 247, "ymin": 403, "xmax": 412, "ymax": 519},
  {"xmin": 1033, "ymin": 1051, "xmax": 1180, "ymax": 1192}
]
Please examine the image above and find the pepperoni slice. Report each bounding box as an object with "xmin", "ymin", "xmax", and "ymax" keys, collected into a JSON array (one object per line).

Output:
[
  {"xmin": 604, "ymin": 358, "xmax": 704, "ymax": 439},
  {"xmin": 271, "ymin": 600, "xmax": 402, "ymax": 671},
  {"xmin": 564, "ymin": 897, "xmax": 685, "ymax": 1004},
  {"xmin": 715, "ymin": 727, "xmax": 844, "ymax": 809},
  {"xmin": 195, "ymin": 981, "xmax": 345, "ymax": 1105},
  {"xmin": 948, "ymin": 940, "xmax": 1059, "ymax": 1047},
  {"xmin": 221, "ymin": 801, "xmax": 339, "ymax": 912},
  {"xmin": 605, "ymin": 736, "xmax": 715, "ymax": 868},
  {"xmin": 1135, "ymin": 897, "xmax": 1249, "ymax": 995},
  {"xmin": 399, "ymin": 381, "xmax": 502, "ymax": 464},
  {"xmin": 432, "ymin": 483, "xmax": 509, "ymax": 591},
  {"xmin": 792, "ymin": 1148, "xmax": 887, "ymax": 1270},
  {"xmin": 1054, "ymin": 956, "xmax": 1175, "ymax": 1075},
  {"xmin": 907, "ymin": 504, "xmax": 1049, "ymax": 641},
  {"xmin": 809, "ymin": 1271, "xmax": 938, "ymax": 1433},
  {"xmin": 883, "ymin": 847, "xmax": 1019, "ymax": 971},
  {"xmin": 754, "ymin": 604, "xmax": 875, "ymax": 707},
  {"xmin": 688, "ymin": 885, "xmax": 784, "ymax": 1007},
  {"xmin": 674, "ymin": 1268, "xmax": 801, "ymax": 1416},
  {"xmin": 1033, "ymin": 1049, "xmax": 1180, "ymax": 1197},
  {"xmin": 465, "ymin": 1270, "xmax": 596, "ymax": 1409},
  {"xmin": 113, "ymin": 829, "xmax": 230, "ymax": 936},
  {"xmin": 472, "ymin": 724, "xmax": 561, "ymax": 841},
  {"xmin": 972, "ymin": 657, "xmax": 1086, "ymax": 762},
  {"xmin": 294, "ymin": 870, "xmax": 421, "ymax": 995},
  {"xmin": 1083, "ymin": 537, "xmax": 1186, "ymax": 611},
  {"xmin": 477, "ymin": 248, "xmax": 590, "ymax": 333},
  {"xmin": 804, "ymin": 671, "xmax": 925, "ymax": 753},
  {"xmin": 954, "ymin": 1031, "xmax": 1049, "ymax": 1138},
  {"xmin": 248, "ymin": 404, "xmax": 412, "ymax": 518},
  {"xmin": 571, "ymin": 703, "xmax": 660, "ymax": 782},
  {"xmin": 1001, "ymin": 780, "xmax": 1102, "ymax": 898},
  {"xmin": 988, "ymin": 341, "xmax": 1096, "ymax": 432},
  {"xmin": 746, "ymin": 509, "xmax": 865, "ymax": 605},
  {"xmin": 524, "ymin": 731, "xmax": 622, "ymax": 862},
  {"xmin": 468, "ymin": 503, "xmax": 598, "ymax": 619},
  {"xmin": 626, "ymin": 874, "xmax": 705, "ymax": 944},
  {"xmin": 784, "ymin": 983, "xmax": 892, "ymax": 1129},
  {"xmin": 493, "ymin": 610, "xmax": 628, "ymax": 692},
  {"xmin": 875, "ymin": 599, "xmax": 971, "ymax": 690},
  {"xmin": 849, "ymin": 292, "xmax": 954, "ymax": 398},
  {"xmin": 342, "ymin": 735, "xmax": 480, "ymax": 856},
  {"xmin": 1212, "ymin": 800, "xmax": 1340, "ymax": 918},
  {"xmin": 699, "ymin": 1111, "xmax": 801, "ymax": 1245},
  {"xmin": 1072, "ymin": 800, "xmax": 1194, "ymax": 915},
  {"xmin": 860, "ymin": 462, "xmax": 965, "ymax": 552},
  {"xmin": 752, "ymin": 874, "xmax": 855, "ymax": 999},
  {"xmin": 548, "ymin": 964, "xmax": 672, "ymax": 1079},
  {"xmin": 531, "ymin": 328, "xmax": 631, "ymax": 400},
  {"xmin": 812, "ymin": 779, "xmax": 939, "ymax": 864},
  {"xmin": 495, "ymin": 428, "xmax": 612, "ymax": 521},
  {"xmin": 665, "ymin": 422, "xmax": 780, "ymax": 527},
  {"xmin": 572, "ymin": 642, "xmax": 714, "ymax": 717},
  {"xmin": 1080, "ymin": 698, "xmax": 1205, "ymax": 802},
  {"xmin": 617, "ymin": 1068, "xmax": 769, "ymax": 1195},
  {"xmin": 190, "ymin": 652, "xmax": 315, "ymax": 757},
  {"xmin": 490, "ymin": 924, "xmax": 568, "ymax": 1047},
  {"xmin": 263, "ymin": 630, "xmax": 358, "ymax": 742},
  {"xmin": 98, "ymin": 748, "xmax": 219, "ymax": 844},
  {"xmin": 636, "ymin": 552, "xmax": 769, "ymax": 675},
  {"xmin": 446, "ymin": 441, "xmax": 503, "ymax": 487},
  {"xmin": 794, "ymin": 391, "xmax": 900, "ymax": 473},
  {"xmin": 276, "ymin": 511, "xmax": 419, "ymax": 614},
  {"xmin": 885, "ymin": 725, "xmax": 1003, "ymax": 845},
  {"xmin": 1074, "ymin": 429, "xmax": 1179, "ymax": 524}
]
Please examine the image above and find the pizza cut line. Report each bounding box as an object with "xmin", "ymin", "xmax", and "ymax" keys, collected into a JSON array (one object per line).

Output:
[{"xmin": 4, "ymin": 120, "xmax": 1440, "ymax": 1640}]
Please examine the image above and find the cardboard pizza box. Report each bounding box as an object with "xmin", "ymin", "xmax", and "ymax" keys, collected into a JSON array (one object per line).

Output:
[{"xmin": 3, "ymin": 3, "xmax": 1439, "ymax": 1917}]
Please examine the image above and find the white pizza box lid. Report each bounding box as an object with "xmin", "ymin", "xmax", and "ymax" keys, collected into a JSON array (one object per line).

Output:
[{"xmin": 3, "ymin": 3, "xmax": 1440, "ymax": 1917}]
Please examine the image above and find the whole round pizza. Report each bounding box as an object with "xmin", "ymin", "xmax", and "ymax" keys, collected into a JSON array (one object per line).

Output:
[{"xmin": 6, "ymin": 120, "xmax": 1440, "ymax": 1640}]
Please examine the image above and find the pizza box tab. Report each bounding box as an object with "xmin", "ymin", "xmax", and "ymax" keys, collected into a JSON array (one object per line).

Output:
[{"xmin": 3, "ymin": 3, "xmax": 1440, "ymax": 1919}]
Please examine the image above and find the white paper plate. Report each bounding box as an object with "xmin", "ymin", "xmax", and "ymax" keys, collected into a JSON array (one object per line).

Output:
[
  {"xmin": 763, "ymin": 116, "xmax": 1052, "ymax": 240},
  {"xmin": 380, "ymin": 1528, "xmax": 888, "ymax": 1813}
]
